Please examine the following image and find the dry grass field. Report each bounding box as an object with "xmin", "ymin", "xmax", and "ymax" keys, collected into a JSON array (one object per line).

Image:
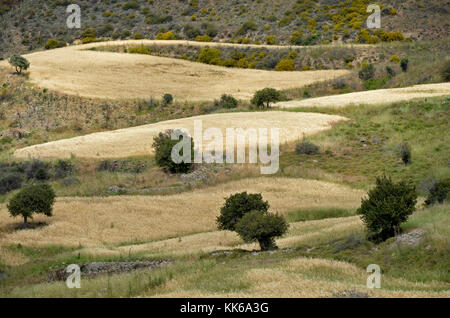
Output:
[
  {"xmin": 275, "ymin": 83, "xmax": 450, "ymax": 108},
  {"xmin": 0, "ymin": 40, "xmax": 349, "ymax": 101},
  {"xmin": 0, "ymin": 177, "xmax": 364, "ymax": 249},
  {"xmin": 14, "ymin": 111, "xmax": 346, "ymax": 159}
]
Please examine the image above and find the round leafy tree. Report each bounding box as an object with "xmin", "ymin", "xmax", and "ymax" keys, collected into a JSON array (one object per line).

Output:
[
  {"xmin": 251, "ymin": 88, "xmax": 281, "ymax": 109},
  {"xmin": 9, "ymin": 54, "xmax": 30, "ymax": 74},
  {"xmin": 357, "ymin": 175, "xmax": 417, "ymax": 243},
  {"xmin": 235, "ymin": 210, "xmax": 289, "ymax": 251},
  {"xmin": 153, "ymin": 129, "xmax": 194, "ymax": 174},
  {"xmin": 7, "ymin": 184, "xmax": 56, "ymax": 228},
  {"xmin": 217, "ymin": 192, "xmax": 269, "ymax": 231}
]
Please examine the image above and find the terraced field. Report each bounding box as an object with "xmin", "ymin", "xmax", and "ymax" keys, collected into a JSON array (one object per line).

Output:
[
  {"xmin": 0, "ymin": 40, "xmax": 349, "ymax": 101},
  {"xmin": 14, "ymin": 111, "xmax": 346, "ymax": 159},
  {"xmin": 275, "ymin": 83, "xmax": 450, "ymax": 108}
]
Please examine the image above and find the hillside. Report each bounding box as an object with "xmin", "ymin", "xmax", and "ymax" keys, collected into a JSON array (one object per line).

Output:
[{"xmin": 1, "ymin": 0, "xmax": 449, "ymax": 57}]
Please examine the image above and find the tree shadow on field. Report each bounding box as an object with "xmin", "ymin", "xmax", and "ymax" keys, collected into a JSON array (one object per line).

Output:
[{"xmin": 0, "ymin": 221, "xmax": 49, "ymax": 233}]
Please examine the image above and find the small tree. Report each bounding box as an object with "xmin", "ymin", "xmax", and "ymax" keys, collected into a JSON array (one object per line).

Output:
[
  {"xmin": 9, "ymin": 54, "xmax": 30, "ymax": 74},
  {"xmin": 357, "ymin": 175, "xmax": 417, "ymax": 243},
  {"xmin": 296, "ymin": 140, "xmax": 320, "ymax": 155},
  {"xmin": 235, "ymin": 210, "xmax": 289, "ymax": 251},
  {"xmin": 400, "ymin": 58, "xmax": 409, "ymax": 72},
  {"xmin": 398, "ymin": 142, "xmax": 411, "ymax": 165},
  {"xmin": 217, "ymin": 192, "xmax": 269, "ymax": 231},
  {"xmin": 153, "ymin": 129, "xmax": 194, "ymax": 174},
  {"xmin": 251, "ymin": 88, "xmax": 281, "ymax": 109},
  {"xmin": 7, "ymin": 184, "xmax": 55, "ymax": 228}
]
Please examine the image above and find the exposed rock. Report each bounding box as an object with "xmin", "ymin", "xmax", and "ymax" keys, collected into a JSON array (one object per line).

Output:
[
  {"xmin": 333, "ymin": 289, "xmax": 369, "ymax": 298},
  {"xmin": 49, "ymin": 260, "xmax": 171, "ymax": 281},
  {"xmin": 390, "ymin": 229, "xmax": 425, "ymax": 248}
]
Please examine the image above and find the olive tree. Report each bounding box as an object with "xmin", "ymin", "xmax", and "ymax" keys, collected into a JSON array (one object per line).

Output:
[
  {"xmin": 7, "ymin": 184, "xmax": 56, "ymax": 228},
  {"xmin": 251, "ymin": 88, "xmax": 281, "ymax": 109},
  {"xmin": 9, "ymin": 54, "xmax": 30, "ymax": 74}
]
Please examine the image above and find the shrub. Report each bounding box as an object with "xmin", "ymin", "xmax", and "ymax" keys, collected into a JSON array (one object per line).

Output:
[
  {"xmin": 235, "ymin": 210, "xmax": 289, "ymax": 251},
  {"xmin": 163, "ymin": 93, "xmax": 173, "ymax": 105},
  {"xmin": 81, "ymin": 28, "xmax": 97, "ymax": 38},
  {"xmin": 440, "ymin": 60, "xmax": 450, "ymax": 82},
  {"xmin": 400, "ymin": 58, "xmax": 409, "ymax": 72},
  {"xmin": 7, "ymin": 184, "xmax": 56, "ymax": 228},
  {"xmin": 0, "ymin": 172, "xmax": 22, "ymax": 195},
  {"xmin": 217, "ymin": 192, "xmax": 269, "ymax": 231},
  {"xmin": 122, "ymin": 1, "xmax": 139, "ymax": 10},
  {"xmin": 54, "ymin": 159, "xmax": 74, "ymax": 179},
  {"xmin": 398, "ymin": 142, "xmax": 411, "ymax": 165},
  {"xmin": 153, "ymin": 130, "xmax": 194, "ymax": 174},
  {"xmin": 156, "ymin": 31, "xmax": 176, "ymax": 40},
  {"xmin": 195, "ymin": 35, "xmax": 211, "ymax": 42},
  {"xmin": 296, "ymin": 140, "xmax": 320, "ymax": 155},
  {"xmin": 265, "ymin": 35, "xmax": 275, "ymax": 45},
  {"xmin": 357, "ymin": 175, "xmax": 417, "ymax": 243},
  {"xmin": 386, "ymin": 66, "xmax": 396, "ymax": 77},
  {"xmin": 425, "ymin": 179, "xmax": 450, "ymax": 206},
  {"xmin": 219, "ymin": 94, "xmax": 238, "ymax": 109},
  {"xmin": 133, "ymin": 33, "xmax": 143, "ymax": 39},
  {"xmin": 198, "ymin": 47, "xmax": 222, "ymax": 64},
  {"xmin": 358, "ymin": 64, "xmax": 375, "ymax": 81},
  {"xmin": 44, "ymin": 38, "xmax": 66, "ymax": 49},
  {"xmin": 363, "ymin": 77, "xmax": 389, "ymax": 90},
  {"xmin": 390, "ymin": 55, "xmax": 400, "ymax": 63},
  {"xmin": 25, "ymin": 160, "xmax": 49, "ymax": 180},
  {"xmin": 8, "ymin": 54, "xmax": 30, "ymax": 74},
  {"xmin": 251, "ymin": 88, "xmax": 281, "ymax": 109},
  {"xmin": 81, "ymin": 37, "xmax": 98, "ymax": 44},
  {"xmin": 236, "ymin": 20, "xmax": 257, "ymax": 36},
  {"xmin": 275, "ymin": 59, "xmax": 294, "ymax": 71}
]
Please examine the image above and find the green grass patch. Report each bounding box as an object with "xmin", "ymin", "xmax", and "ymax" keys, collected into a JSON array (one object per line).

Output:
[{"xmin": 286, "ymin": 207, "xmax": 355, "ymax": 222}]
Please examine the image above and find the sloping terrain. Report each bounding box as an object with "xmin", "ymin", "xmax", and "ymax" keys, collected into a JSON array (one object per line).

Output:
[
  {"xmin": 13, "ymin": 111, "xmax": 346, "ymax": 159},
  {"xmin": 0, "ymin": 177, "xmax": 364, "ymax": 248},
  {"xmin": 275, "ymin": 83, "xmax": 450, "ymax": 108},
  {"xmin": 0, "ymin": 41, "xmax": 349, "ymax": 101}
]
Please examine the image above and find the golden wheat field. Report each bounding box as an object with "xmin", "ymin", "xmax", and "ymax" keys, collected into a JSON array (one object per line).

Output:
[
  {"xmin": 0, "ymin": 40, "xmax": 350, "ymax": 101},
  {"xmin": 0, "ymin": 177, "xmax": 364, "ymax": 249},
  {"xmin": 14, "ymin": 111, "xmax": 346, "ymax": 159},
  {"xmin": 275, "ymin": 83, "xmax": 450, "ymax": 108}
]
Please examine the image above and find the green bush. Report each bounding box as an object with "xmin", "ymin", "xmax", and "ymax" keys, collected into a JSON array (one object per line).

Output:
[
  {"xmin": 153, "ymin": 130, "xmax": 194, "ymax": 174},
  {"xmin": 8, "ymin": 54, "xmax": 30, "ymax": 74},
  {"xmin": 236, "ymin": 20, "xmax": 257, "ymax": 36},
  {"xmin": 440, "ymin": 60, "xmax": 450, "ymax": 82},
  {"xmin": 400, "ymin": 58, "xmax": 409, "ymax": 72},
  {"xmin": 235, "ymin": 210, "xmax": 289, "ymax": 251},
  {"xmin": 44, "ymin": 38, "xmax": 66, "ymax": 49},
  {"xmin": 251, "ymin": 88, "xmax": 281, "ymax": 109},
  {"xmin": 296, "ymin": 140, "xmax": 320, "ymax": 155},
  {"xmin": 219, "ymin": 94, "xmax": 238, "ymax": 109},
  {"xmin": 217, "ymin": 192, "xmax": 269, "ymax": 231},
  {"xmin": 7, "ymin": 184, "xmax": 56, "ymax": 228},
  {"xmin": 363, "ymin": 77, "xmax": 389, "ymax": 90},
  {"xmin": 358, "ymin": 64, "xmax": 375, "ymax": 81},
  {"xmin": 198, "ymin": 47, "xmax": 222, "ymax": 64},
  {"xmin": 357, "ymin": 175, "xmax": 417, "ymax": 243},
  {"xmin": 425, "ymin": 179, "xmax": 450, "ymax": 206},
  {"xmin": 398, "ymin": 142, "xmax": 411, "ymax": 165},
  {"xmin": 0, "ymin": 172, "xmax": 22, "ymax": 195},
  {"xmin": 163, "ymin": 93, "xmax": 173, "ymax": 105}
]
